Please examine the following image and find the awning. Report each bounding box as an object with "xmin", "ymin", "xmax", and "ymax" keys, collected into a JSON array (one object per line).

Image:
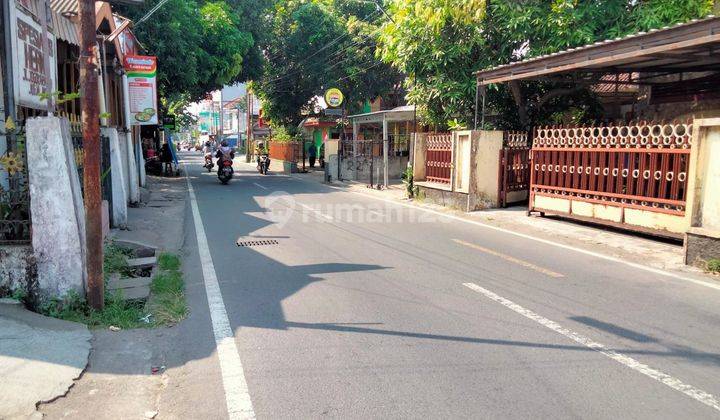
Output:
[
  {"xmin": 348, "ymin": 105, "xmax": 416, "ymax": 124},
  {"xmin": 475, "ymin": 15, "xmax": 720, "ymax": 86},
  {"xmin": 51, "ymin": 10, "xmax": 79, "ymax": 45}
]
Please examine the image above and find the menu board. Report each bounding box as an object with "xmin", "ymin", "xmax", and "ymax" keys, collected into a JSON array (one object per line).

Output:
[{"xmin": 123, "ymin": 55, "xmax": 158, "ymax": 125}]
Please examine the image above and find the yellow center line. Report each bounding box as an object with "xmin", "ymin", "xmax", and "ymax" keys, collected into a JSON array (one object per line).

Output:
[{"xmin": 453, "ymin": 239, "xmax": 565, "ymax": 278}]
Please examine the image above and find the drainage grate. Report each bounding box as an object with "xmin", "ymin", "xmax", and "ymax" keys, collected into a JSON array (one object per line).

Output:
[{"xmin": 237, "ymin": 239, "xmax": 280, "ymax": 247}]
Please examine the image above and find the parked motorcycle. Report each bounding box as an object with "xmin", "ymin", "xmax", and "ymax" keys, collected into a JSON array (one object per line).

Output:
[
  {"xmin": 218, "ymin": 157, "xmax": 234, "ymax": 184},
  {"xmin": 203, "ymin": 153, "xmax": 214, "ymax": 172},
  {"xmin": 257, "ymin": 155, "xmax": 269, "ymax": 175}
]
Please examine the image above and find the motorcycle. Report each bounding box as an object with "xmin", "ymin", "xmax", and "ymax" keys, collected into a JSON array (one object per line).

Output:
[
  {"xmin": 203, "ymin": 153, "xmax": 214, "ymax": 172},
  {"xmin": 257, "ymin": 155, "xmax": 269, "ymax": 175},
  {"xmin": 218, "ymin": 157, "xmax": 234, "ymax": 184}
]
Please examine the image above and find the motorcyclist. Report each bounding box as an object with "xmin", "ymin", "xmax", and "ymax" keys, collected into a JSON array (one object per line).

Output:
[
  {"xmin": 255, "ymin": 141, "xmax": 270, "ymax": 167},
  {"xmin": 202, "ymin": 140, "xmax": 215, "ymax": 168},
  {"xmin": 215, "ymin": 140, "xmax": 235, "ymax": 166}
]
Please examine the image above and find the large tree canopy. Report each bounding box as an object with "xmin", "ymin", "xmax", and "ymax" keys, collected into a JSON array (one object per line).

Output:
[
  {"xmin": 118, "ymin": 0, "xmax": 264, "ymax": 114},
  {"xmin": 378, "ymin": 0, "xmax": 715, "ymax": 130},
  {"xmin": 254, "ymin": 0, "xmax": 403, "ymax": 129}
]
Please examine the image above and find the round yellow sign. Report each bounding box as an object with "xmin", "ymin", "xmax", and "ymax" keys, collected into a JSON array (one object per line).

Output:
[{"xmin": 325, "ymin": 88, "xmax": 344, "ymax": 108}]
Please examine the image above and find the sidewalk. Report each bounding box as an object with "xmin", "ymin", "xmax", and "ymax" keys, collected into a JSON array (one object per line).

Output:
[
  {"xmin": 39, "ymin": 175, "xmax": 189, "ymax": 420},
  {"xmin": 0, "ymin": 300, "xmax": 91, "ymax": 420},
  {"xmin": 290, "ymin": 172, "xmax": 716, "ymax": 281}
]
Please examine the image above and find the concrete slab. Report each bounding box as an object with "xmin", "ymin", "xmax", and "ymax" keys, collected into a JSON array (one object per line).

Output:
[
  {"xmin": 126, "ymin": 257, "xmax": 157, "ymax": 269},
  {"xmin": 107, "ymin": 275, "xmax": 153, "ymax": 290},
  {"xmin": 0, "ymin": 301, "xmax": 91, "ymax": 419}
]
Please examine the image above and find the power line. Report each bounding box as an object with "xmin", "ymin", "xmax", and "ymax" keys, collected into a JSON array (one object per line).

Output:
[
  {"xmin": 134, "ymin": 0, "xmax": 172, "ymax": 27},
  {"xmin": 262, "ymin": 11, "xmax": 385, "ymax": 87},
  {"xmin": 263, "ymin": 29, "xmax": 379, "ymax": 90}
]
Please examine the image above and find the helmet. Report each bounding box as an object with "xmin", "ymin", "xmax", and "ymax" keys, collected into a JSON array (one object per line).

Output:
[{"xmin": 221, "ymin": 140, "xmax": 228, "ymax": 147}]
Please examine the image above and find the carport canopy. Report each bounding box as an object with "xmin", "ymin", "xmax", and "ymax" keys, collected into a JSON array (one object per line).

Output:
[
  {"xmin": 348, "ymin": 105, "xmax": 416, "ymax": 140},
  {"xmin": 475, "ymin": 16, "xmax": 720, "ymax": 86}
]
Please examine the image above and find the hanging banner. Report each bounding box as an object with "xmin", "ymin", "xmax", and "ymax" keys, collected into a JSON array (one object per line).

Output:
[
  {"xmin": 10, "ymin": 0, "xmax": 57, "ymax": 110},
  {"xmin": 124, "ymin": 55, "xmax": 158, "ymax": 125}
]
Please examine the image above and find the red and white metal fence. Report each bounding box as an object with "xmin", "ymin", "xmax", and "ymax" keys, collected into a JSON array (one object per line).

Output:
[
  {"xmin": 425, "ymin": 133, "xmax": 453, "ymax": 184},
  {"xmin": 530, "ymin": 121, "xmax": 692, "ymax": 217}
]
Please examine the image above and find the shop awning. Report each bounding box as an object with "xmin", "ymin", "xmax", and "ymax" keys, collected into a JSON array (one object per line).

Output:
[
  {"xmin": 475, "ymin": 16, "xmax": 720, "ymax": 86},
  {"xmin": 51, "ymin": 10, "xmax": 79, "ymax": 45}
]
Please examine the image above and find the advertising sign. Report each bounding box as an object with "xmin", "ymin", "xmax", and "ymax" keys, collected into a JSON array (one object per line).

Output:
[
  {"xmin": 324, "ymin": 88, "xmax": 344, "ymax": 108},
  {"xmin": 163, "ymin": 115, "xmax": 176, "ymax": 131},
  {"xmin": 124, "ymin": 55, "xmax": 158, "ymax": 125},
  {"xmin": 10, "ymin": 2, "xmax": 57, "ymax": 109},
  {"xmin": 114, "ymin": 16, "xmax": 139, "ymax": 56}
]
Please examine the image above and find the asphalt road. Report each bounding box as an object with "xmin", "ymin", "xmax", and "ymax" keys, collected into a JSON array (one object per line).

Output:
[{"xmin": 176, "ymin": 152, "xmax": 720, "ymax": 419}]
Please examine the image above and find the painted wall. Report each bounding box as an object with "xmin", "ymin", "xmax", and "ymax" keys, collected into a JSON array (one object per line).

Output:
[
  {"xmin": 26, "ymin": 117, "xmax": 86, "ymax": 297},
  {"xmin": 693, "ymin": 125, "xmax": 720, "ymax": 231},
  {"xmin": 0, "ymin": 245, "xmax": 34, "ymax": 295},
  {"xmin": 102, "ymin": 127, "xmax": 128, "ymax": 228},
  {"xmin": 469, "ymin": 130, "xmax": 504, "ymax": 205},
  {"xmin": 340, "ymin": 155, "xmax": 408, "ymax": 181}
]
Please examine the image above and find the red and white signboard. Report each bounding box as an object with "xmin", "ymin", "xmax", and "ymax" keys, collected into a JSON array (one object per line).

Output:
[{"xmin": 123, "ymin": 55, "xmax": 158, "ymax": 125}]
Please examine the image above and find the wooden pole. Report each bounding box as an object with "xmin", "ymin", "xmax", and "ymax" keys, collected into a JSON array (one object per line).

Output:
[{"xmin": 80, "ymin": 0, "xmax": 103, "ymax": 309}]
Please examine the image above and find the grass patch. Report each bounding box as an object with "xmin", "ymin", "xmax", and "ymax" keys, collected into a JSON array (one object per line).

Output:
[
  {"xmin": 157, "ymin": 252, "xmax": 181, "ymax": 271},
  {"xmin": 147, "ymin": 252, "xmax": 188, "ymax": 326},
  {"xmin": 104, "ymin": 242, "xmax": 134, "ymax": 278},
  {"xmin": 39, "ymin": 247, "xmax": 188, "ymax": 329},
  {"xmin": 708, "ymin": 258, "xmax": 720, "ymax": 274}
]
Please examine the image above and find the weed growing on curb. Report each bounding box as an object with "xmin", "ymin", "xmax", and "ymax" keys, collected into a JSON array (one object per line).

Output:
[{"xmin": 708, "ymin": 258, "xmax": 720, "ymax": 274}]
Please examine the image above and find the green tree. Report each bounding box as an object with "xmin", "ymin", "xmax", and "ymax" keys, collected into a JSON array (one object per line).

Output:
[
  {"xmin": 118, "ymin": 0, "xmax": 260, "ymax": 114},
  {"xmin": 254, "ymin": 0, "xmax": 402, "ymax": 129},
  {"xmin": 378, "ymin": 0, "xmax": 714, "ymax": 129}
]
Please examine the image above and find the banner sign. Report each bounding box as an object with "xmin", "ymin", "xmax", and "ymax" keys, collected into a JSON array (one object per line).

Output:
[
  {"xmin": 124, "ymin": 55, "xmax": 158, "ymax": 125},
  {"xmin": 10, "ymin": 1, "xmax": 57, "ymax": 109}
]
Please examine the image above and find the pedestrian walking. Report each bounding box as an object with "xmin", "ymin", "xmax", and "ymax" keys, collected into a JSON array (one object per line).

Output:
[{"xmin": 309, "ymin": 143, "xmax": 317, "ymax": 168}]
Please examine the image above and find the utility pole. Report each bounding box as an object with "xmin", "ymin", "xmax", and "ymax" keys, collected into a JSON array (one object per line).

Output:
[
  {"xmin": 246, "ymin": 91, "xmax": 252, "ymax": 163},
  {"xmin": 1, "ymin": 0, "xmax": 16, "ymax": 126},
  {"xmin": 80, "ymin": 0, "xmax": 103, "ymax": 309},
  {"xmin": 218, "ymin": 89, "xmax": 224, "ymax": 139},
  {"xmin": 38, "ymin": 0, "xmax": 53, "ymax": 113}
]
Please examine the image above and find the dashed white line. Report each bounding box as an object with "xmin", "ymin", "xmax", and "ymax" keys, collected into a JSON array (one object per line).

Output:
[
  {"xmin": 463, "ymin": 282, "xmax": 720, "ymax": 412},
  {"xmin": 186, "ymin": 172, "xmax": 256, "ymax": 420},
  {"xmin": 253, "ymin": 182, "xmax": 268, "ymax": 190}
]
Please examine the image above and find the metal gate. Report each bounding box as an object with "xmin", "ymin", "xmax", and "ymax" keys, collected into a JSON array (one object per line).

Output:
[
  {"xmin": 425, "ymin": 133, "xmax": 453, "ymax": 184},
  {"xmin": 100, "ymin": 135, "xmax": 113, "ymax": 227},
  {"xmin": 498, "ymin": 131, "xmax": 531, "ymax": 207}
]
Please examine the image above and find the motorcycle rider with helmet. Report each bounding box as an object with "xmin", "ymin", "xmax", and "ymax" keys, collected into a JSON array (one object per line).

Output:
[{"xmin": 216, "ymin": 140, "xmax": 235, "ymax": 166}]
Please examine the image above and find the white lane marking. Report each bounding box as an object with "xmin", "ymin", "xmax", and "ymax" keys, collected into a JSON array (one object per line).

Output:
[
  {"xmin": 253, "ymin": 182, "xmax": 268, "ymax": 190},
  {"xmin": 305, "ymin": 179, "xmax": 720, "ymax": 292},
  {"xmin": 186, "ymin": 173, "xmax": 256, "ymax": 420},
  {"xmin": 463, "ymin": 282, "xmax": 720, "ymax": 412},
  {"xmin": 297, "ymin": 202, "xmax": 333, "ymax": 221},
  {"xmin": 454, "ymin": 239, "xmax": 564, "ymax": 278}
]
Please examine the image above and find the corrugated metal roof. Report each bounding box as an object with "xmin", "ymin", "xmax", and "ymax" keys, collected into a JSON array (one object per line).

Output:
[
  {"xmin": 50, "ymin": 0, "xmax": 78, "ymax": 15},
  {"xmin": 476, "ymin": 15, "xmax": 719, "ymax": 78},
  {"xmin": 51, "ymin": 10, "xmax": 79, "ymax": 45}
]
